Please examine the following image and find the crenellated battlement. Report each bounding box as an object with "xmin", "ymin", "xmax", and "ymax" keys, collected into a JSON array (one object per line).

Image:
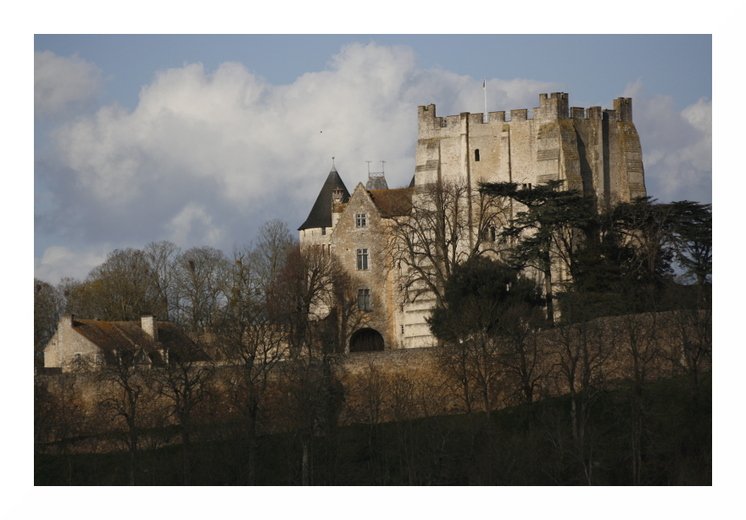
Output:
[
  {"xmin": 537, "ymin": 92, "xmax": 569, "ymax": 121},
  {"xmin": 418, "ymin": 94, "xmax": 634, "ymax": 125},
  {"xmin": 614, "ymin": 97, "xmax": 633, "ymax": 122}
]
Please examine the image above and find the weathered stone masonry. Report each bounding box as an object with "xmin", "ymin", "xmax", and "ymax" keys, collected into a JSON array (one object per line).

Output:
[{"xmin": 300, "ymin": 93, "xmax": 647, "ymax": 352}]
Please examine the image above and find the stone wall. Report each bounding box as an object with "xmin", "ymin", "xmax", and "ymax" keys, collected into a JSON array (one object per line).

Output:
[{"xmin": 37, "ymin": 310, "xmax": 710, "ymax": 455}]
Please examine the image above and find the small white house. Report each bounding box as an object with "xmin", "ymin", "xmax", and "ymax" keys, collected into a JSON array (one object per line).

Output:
[{"xmin": 44, "ymin": 315, "xmax": 207, "ymax": 372}]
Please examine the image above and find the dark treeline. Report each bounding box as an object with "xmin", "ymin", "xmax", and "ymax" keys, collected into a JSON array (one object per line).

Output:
[
  {"xmin": 35, "ymin": 372, "xmax": 710, "ymax": 485},
  {"xmin": 35, "ymin": 185, "xmax": 711, "ymax": 485}
]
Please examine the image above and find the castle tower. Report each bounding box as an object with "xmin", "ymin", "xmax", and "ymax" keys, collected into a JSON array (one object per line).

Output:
[{"xmin": 413, "ymin": 93, "xmax": 646, "ymax": 206}]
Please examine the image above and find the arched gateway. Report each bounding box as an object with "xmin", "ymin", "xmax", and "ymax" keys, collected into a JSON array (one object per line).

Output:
[{"xmin": 349, "ymin": 328, "xmax": 384, "ymax": 352}]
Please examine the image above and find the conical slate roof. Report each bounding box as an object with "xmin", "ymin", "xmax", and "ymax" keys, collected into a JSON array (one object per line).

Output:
[{"xmin": 298, "ymin": 165, "xmax": 351, "ymax": 230}]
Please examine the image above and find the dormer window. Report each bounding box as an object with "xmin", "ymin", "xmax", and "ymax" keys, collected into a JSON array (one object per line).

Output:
[{"xmin": 356, "ymin": 213, "xmax": 368, "ymax": 228}]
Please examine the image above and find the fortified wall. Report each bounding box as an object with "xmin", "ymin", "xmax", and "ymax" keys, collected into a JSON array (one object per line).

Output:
[{"xmin": 36, "ymin": 310, "xmax": 710, "ymax": 455}]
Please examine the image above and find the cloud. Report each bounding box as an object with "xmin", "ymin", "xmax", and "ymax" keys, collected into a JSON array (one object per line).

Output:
[
  {"xmin": 36, "ymin": 43, "xmax": 559, "ymax": 283},
  {"xmin": 42, "ymin": 43, "xmax": 711, "ymax": 285},
  {"xmin": 34, "ymin": 245, "xmax": 109, "ymax": 283},
  {"xmin": 35, "ymin": 51, "xmax": 104, "ymax": 120},
  {"xmin": 167, "ymin": 203, "xmax": 224, "ymax": 247},
  {"xmin": 623, "ymin": 79, "xmax": 711, "ymax": 203}
]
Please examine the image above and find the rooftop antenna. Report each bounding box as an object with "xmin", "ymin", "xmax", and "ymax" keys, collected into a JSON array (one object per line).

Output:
[
  {"xmin": 483, "ymin": 77, "xmax": 489, "ymax": 123},
  {"xmin": 381, "ymin": 160, "xmax": 386, "ymax": 174},
  {"xmin": 366, "ymin": 160, "xmax": 372, "ymax": 174}
]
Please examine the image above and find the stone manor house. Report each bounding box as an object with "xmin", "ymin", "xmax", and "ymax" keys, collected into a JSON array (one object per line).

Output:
[{"xmin": 299, "ymin": 92, "xmax": 647, "ymax": 352}]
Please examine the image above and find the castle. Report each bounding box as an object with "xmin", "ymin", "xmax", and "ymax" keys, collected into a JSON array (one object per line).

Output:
[{"xmin": 299, "ymin": 93, "xmax": 647, "ymax": 352}]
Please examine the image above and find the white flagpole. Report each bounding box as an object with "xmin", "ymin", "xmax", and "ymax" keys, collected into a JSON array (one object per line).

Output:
[{"xmin": 483, "ymin": 77, "xmax": 488, "ymax": 123}]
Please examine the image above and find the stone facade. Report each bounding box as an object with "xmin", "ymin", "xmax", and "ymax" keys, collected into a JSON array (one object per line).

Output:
[
  {"xmin": 415, "ymin": 93, "xmax": 645, "ymax": 205},
  {"xmin": 300, "ymin": 93, "xmax": 647, "ymax": 352}
]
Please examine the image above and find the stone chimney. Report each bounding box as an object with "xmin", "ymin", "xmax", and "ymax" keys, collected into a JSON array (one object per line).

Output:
[
  {"xmin": 61, "ymin": 314, "xmax": 74, "ymax": 328},
  {"xmin": 141, "ymin": 315, "xmax": 158, "ymax": 342}
]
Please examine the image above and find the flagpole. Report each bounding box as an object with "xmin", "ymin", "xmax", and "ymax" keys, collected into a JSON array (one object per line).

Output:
[{"xmin": 483, "ymin": 77, "xmax": 488, "ymax": 123}]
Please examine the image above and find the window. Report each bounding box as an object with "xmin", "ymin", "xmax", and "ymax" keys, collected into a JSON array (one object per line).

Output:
[
  {"xmin": 358, "ymin": 289, "xmax": 371, "ymax": 312},
  {"xmin": 357, "ymin": 249, "xmax": 369, "ymax": 270},
  {"xmin": 355, "ymin": 213, "xmax": 368, "ymax": 228},
  {"xmin": 521, "ymin": 183, "xmax": 532, "ymax": 190},
  {"xmin": 475, "ymin": 149, "xmax": 480, "ymax": 161},
  {"xmin": 321, "ymin": 227, "xmax": 326, "ymax": 235},
  {"xmin": 484, "ymin": 226, "xmax": 497, "ymax": 242}
]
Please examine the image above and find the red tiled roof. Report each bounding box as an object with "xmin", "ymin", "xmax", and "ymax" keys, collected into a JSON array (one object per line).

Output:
[{"xmin": 369, "ymin": 187, "xmax": 413, "ymax": 217}]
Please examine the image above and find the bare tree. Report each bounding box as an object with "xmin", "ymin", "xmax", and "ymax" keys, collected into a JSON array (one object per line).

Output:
[
  {"xmin": 498, "ymin": 303, "xmax": 548, "ymax": 408},
  {"xmin": 666, "ymin": 305, "xmax": 712, "ymax": 411},
  {"xmin": 34, "ymin": 374, "xmax": 87, "ymax": 484},
  {"xmin": 629, "ymin": 313, "xmax": 661, "ymax": 484},
  {"xmin": 63, "ymin": 248, "xmax": 161, "ymax": 321},
  {"xmin": 390, "ymin": 180, "xmax": 506, "ymax": 309},
  {"xmin": 143, "ymin": 241, "xmax": 180, "ymax": 321},
  {"xmin": 215, "ymin": 246, "xmax": 289, "ymax": 485},
  {"xmin": 251, "ymin": 219, "xmax": 297, "ymax": 300},
  {"xmin": 151, "ymin": 350, "xmax": 213, "ymax": 485},
  {"xmin": 269, "ymin": 245, "xmax": 347, "ymax": 485},
  {"xmin": 97, "ymin": 354, "xmax": 153, "ymax": 485},
  {"xmin": 35, "ymin": 278, "xmax": 64, "ymax": 368},
  {"xmin": 549, "ymin": 319, "xmax": 613, "ymax": 484},
  {"xmin": 172, "ymin": 246, "xmax": 230, "ymax": 333}
]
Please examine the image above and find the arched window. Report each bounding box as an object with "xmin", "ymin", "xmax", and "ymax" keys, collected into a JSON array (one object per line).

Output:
[{"xmin": 475, "ymin": 149, "xmax": 481, "ymax": 161}]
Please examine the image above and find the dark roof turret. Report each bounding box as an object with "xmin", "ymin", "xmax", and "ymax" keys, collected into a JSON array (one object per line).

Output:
[{"xmin": 298, "ymin": 164, "xmax": 350, "ymax": 230}]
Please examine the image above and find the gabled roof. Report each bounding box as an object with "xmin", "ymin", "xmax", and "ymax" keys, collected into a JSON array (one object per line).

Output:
[
  {"xmin": 368, "ymin": 187, "xmax": 414, "ymax": 218},
  {"xmin": 72, "ymin": 318, "xmax": 209, "ymax": 364},
  {"xmin": 299, "ymin": 165, "xmax": 351, "ymax": 230}
]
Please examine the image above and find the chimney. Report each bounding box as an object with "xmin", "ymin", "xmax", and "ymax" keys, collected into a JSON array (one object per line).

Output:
[
  {"xmin": 61, "ymin": 314, "xmax": 74, "ymax": 328},
  {"xmin": 141, "ymin": 315, "xmax": 158, "ymax": 341}
]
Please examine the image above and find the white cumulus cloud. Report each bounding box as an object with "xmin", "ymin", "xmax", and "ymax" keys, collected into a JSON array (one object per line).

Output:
[{"xmin": 33, "ymin": 43, "xmax": 592, "ymax": 283}]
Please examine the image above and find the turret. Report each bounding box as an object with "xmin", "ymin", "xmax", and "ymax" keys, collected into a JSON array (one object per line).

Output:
[
  {"xmin": 536, "ymin": 92, "xmax": 569, "ymax": 121},
  {"xmin": 298, "ymin": 162, "xmax": 350, "ymax": 231},
  {"xmin": 614, "ymin": 97, "xmax": 633, "ymax": 122}
]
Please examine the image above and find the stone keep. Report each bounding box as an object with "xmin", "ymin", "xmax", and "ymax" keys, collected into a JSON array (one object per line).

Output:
[
  {"xmin": 415, "ymin": 93, "xmax": 645, "ymax": 204},
  {"xmin": 300, "ymin": 93, "xmax": 647, "ymax": 352}
]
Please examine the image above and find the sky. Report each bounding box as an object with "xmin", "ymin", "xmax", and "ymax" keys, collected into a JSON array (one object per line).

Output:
[{"xmin": 34, "ymin": 34, "xmax": 712, "ymax": 285}]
